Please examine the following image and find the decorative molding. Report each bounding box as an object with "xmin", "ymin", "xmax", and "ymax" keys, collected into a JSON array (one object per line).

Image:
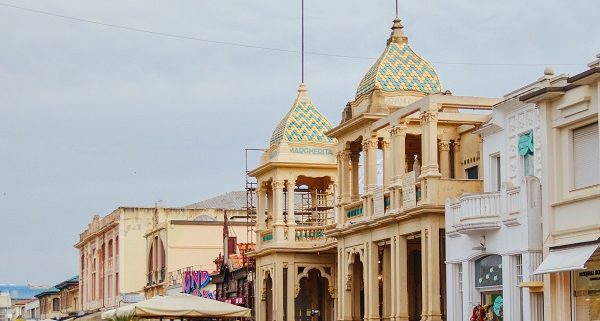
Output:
[{"xmin": 438, "ymin": 140, "xmax": 451, "ymax": 151}]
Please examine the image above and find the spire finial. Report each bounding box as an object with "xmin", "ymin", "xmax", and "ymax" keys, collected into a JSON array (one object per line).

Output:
[
  {"xmin": 301, "ymin": 0, "xmax": 305, "ymax": 84},
  {"xmin": 387, "ymin": 0, "xmax": 407, "ymax": 45},
  {"xmin": 395, "ymin": 0, "xmax": 399, "ymax": 18}
]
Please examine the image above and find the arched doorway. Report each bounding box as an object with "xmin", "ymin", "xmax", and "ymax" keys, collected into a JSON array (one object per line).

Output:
[
  {"xmin": 264, "ymin": 273, "xmax": 273, "ymax": 321},
  {"xmin": 295, "ymin": 269, "xmax": 332, "ymax": 321},
  {"xmin": 351, "ymin": 253, "xmax": 364, "ymax": 321}
]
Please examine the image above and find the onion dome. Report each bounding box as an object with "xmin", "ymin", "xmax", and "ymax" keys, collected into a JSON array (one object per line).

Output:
[
  {"xmin": 355, "ymin": 18, "xmax": 442, "ymax": 98},
  {"xmin": 269, "ymin": 84, "xmax": 335, "ymax": 146}
]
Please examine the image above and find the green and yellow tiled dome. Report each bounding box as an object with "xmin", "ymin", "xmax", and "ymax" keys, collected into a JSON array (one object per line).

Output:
[
  {"xmin": 270, "ymin": 84, "xmax": 335, "ymax": 146},
  {"xmin": 355, "ymin": 19, "xmax": 441, "ymax": 98}
]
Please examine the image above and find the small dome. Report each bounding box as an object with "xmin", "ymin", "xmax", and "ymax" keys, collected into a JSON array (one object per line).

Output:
[
  {"xmin": 270, "ymin": 84, "xmax": 335, "ymax": 146},
  {"xmin": 355, "ymin": 19, "xmax": 441, "ymax": 98}
]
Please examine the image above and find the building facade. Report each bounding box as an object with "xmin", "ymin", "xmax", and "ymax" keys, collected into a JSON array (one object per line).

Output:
[
  {"xmin": 327, "ymin": 18, "xmax": 498, "ymax": 321},
  {"xmin": 521, "ymin": 55, "xmax": 600, "ymax": 321},
  {"xmin": 143, "ymin": 194, "xmax": 250, "ymax": 298},
  {"xmin": 34, "ymin": 289, "xmax": 61, "ymax": 320},
  {"xmin": 55, "ymin": 276, "xmax": 78, "ymax": 317},
  {"xmin": 444, "ymin": 72, "xmax": 563, "ymax": 321},
  {"xmin": 250, "ymin": 83, "xmax": 339, "ymax": 321}
]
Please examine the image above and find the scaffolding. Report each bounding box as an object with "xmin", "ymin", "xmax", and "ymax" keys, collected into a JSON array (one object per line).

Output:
[{"xmin": 244, "ymin": 148, "xmax": 261, "ymax": 316}]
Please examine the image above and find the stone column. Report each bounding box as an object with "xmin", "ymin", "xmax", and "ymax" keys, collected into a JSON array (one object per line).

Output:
[
  {"xmin": 275, "ymin": 264, "xmax": 284, "ymax": 321},
  {"xmin": 286, "ymin": 263, "xmax": 295, "ymax": 321},
  {"xmin": 286, "ymin": 179, "xmax": 296, "ymax": 226},
  {"xmin": 396, "ymin": 236, "xmax": 409, "ymax": 321},
  {"xmin": 421, "ymin": 229, "xmax": 429, "ymax": 321},
  {"xmin": 366, "ymin": 242, "xmax": 380, "ymax": 321},
  {"xmin": 383, "ymin": 245, "xmax": 392, "ymax": 320},
  {"xmin": 257, "ymin": 185, "xmax": 266, "ymax": 231},
  {"xmin": 453, "ymin": 140, "xmax": 462, "ymax": 179},
  {"xmin": 382, "ymin": 138, "xmax": 391, "ymax": 188},
  {"xmin": 439, "ymin": 140, "xmax": 451, "ymax": 179},
  {"xmin": 351, "ymin": 151, "xmax": 360, "ymax": 201},
  {"xmin": 272, "ymin": 180, "xmax": 285, "ymax": 241},
  {"xmin": 420, "ymin": 110, "xmax": 441, "ymax": 178},
  {"xmin": 426, "ymin": 223, "xmax": 442, "ymax": 321},
  {"xmin": 337, "ymin": 152, "xmax": 344, "ymax": 203},
  {"xmin": 390, "ymin": 123, "xmax": 407, "ymax": 211},
  {"xmin": 363, "ymin": 137, "xmax": 379, "ymax": 193},
  {"xmin": 340, "ymin": 150, "xmax": 351, "ymax": 203}
]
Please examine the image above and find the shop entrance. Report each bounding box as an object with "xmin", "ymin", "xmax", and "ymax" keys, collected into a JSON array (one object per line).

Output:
[
  {"xmin": 407, "ymin": 239, "xmax": 422, "ymax": 321},
  {"xmin": 351, "ymin": 253, "xmax": 364, "ymax": 321},
  {"xmin": 264, "ymin": 273, "xmax": 273, "ymax": 321},
  {"xmin": 295, "ymin": 269, "xmax": 332, "ymax": 321}
]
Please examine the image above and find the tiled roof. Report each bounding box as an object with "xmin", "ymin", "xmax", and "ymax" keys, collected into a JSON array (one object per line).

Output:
[
  {"xmin": 270, "ymin": 84, "xmax": 335, "ymax": 146},
  {"xmin": 0, "ymin": 285, "xmax": 50, "ymax": 300},
  {"xmin": 355, "ymin": 21, "xmax": 441, "ymax": 97},
  {"xmin": 185, "ymin": 191, "xmax": 249, "ymax": 210}
]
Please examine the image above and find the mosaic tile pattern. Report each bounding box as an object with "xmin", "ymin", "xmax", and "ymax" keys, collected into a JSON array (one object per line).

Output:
[
  {"xmin": 270, "ymin": 97, "xmax": 335, "ymax": 146},
  {"xmin": 356, "ymin": 41, "xmax": 441, "ymax": 97}
]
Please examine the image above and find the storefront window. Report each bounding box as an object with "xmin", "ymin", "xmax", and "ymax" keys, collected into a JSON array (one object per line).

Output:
[
  {"xmin": 575, "ymin": 262, "xmax": 600, "ymax": 321},
  {"xmin": 475, "ymin": 255, "xmax": 503, "ymax": 288}
]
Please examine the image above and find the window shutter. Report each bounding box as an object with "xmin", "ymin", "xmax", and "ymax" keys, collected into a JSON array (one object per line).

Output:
[{"xmin": 573, "ymin": 122, "xmax": 599, "ymax": 188}]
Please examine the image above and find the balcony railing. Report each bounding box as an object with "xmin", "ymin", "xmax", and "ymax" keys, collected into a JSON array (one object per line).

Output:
[
  {"xmin": 446, "ymin": 177, "xmax": 540, "ymax": 236},
  {"xmin": 448, "ymin": 192, "xmax": 501, "ymax": 235},
  {"xmin": 345, "ymin": 200, "xmax": 364, "ymax": 219},
  {"xmin": 295, "ymin": 226, "xmax": 326, "ymax": 241}
]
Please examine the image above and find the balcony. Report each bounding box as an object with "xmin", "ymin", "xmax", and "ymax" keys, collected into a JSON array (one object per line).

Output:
[
  {"xmin": 446, "ymin": 176, "xmax": 541, "ymax": 236},
  {"xmin": 447, "ymin": 192, "xmax": 501, "ymax": 235}
]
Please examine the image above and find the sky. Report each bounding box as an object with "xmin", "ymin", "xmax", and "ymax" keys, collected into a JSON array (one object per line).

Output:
[{"xmin": 0, "ymin": 0, "xmax": 598, "ymax": 285}]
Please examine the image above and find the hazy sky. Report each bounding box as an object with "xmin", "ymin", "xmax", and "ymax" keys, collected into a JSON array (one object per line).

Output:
[{"xmin": 0, "ymin": 0, "xmax": 597, "ymax": 285}]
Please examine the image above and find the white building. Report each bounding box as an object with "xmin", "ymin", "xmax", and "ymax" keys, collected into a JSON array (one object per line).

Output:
[{"xmin": 444, "ymin": 71, "xmax": 563, "ymax": 321}]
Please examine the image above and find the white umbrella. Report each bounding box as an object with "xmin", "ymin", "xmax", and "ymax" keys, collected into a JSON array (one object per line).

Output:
[{"xmin": 101, "ymin": 294, "xmax": 251, "ymax": 319}]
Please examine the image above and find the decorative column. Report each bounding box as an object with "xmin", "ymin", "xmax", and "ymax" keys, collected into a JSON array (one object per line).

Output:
[
  {"xmin": 453, "ymin": 140, "xmax": 462, "ymax": 179},
  {"xmin": 286, "ymin": 179, "xmax": 296, "ymax": 226},
  {"xmin": 426, "ymin": 222, "xmax": 442, "ymax": 321},
  {"xmin": 337, "ymin": 152, "xmax": 344, "ymax": 203},
  {"xmin": 439, "ymin": 140, "xmax": 451, "ymax": 179},
  {"xmin": 390, "ymin": 123, "xmax": 407, "ymax": 211},
  {"xmin": 420, "ymin": 110, "xmax": 441, "ymax": 178},
  {"xmin": 421, "ymin": 228, "xmax": 429, "ymax": 321},
  {"xmin": 364, "ymin": 137, "xmax": 379, "ymax": 192},
  {"xmin": 351, "ymin": 151, "xmax": 360, "ymax": 201},
  {"xmin": 256, "ymin": 185, "xmax": 266, "ymax": 232},
  {"xmin": 382, "ymin": 138, "xmax": 391, "ymax": 188},
  {"xmin": 340, "ymin": 150, "xmax": 351, "ymax": 203},
  {"xmin": 366, "ymin": 242, "xmax": 380, "ymax": 321},
  {"xmin": 272, "ymin": 180, "xmax": 285, "ymax": 241},
  {"xmin": 396, "ymin": 236, "xmax": 409, "ymax": 321}
]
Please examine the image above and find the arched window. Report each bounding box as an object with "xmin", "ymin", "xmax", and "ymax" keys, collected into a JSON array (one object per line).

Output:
[
  {"xmin": 474, "ymin": 255, "xmax": 503, "ymax": 288},
  {"xmin": 52, "ymin": 298, "xmax": 60, "ymax": 311},
  {"xmin": 115, "ymin": 236, "xmax": 119, "ymax": 255},
  {"xmin": 148, "ymin": 244, "xmax": 154, "ymax": 273},
  {"xmin": 108, "ymin": 240, "xmax": 113, "ymax": 258}
]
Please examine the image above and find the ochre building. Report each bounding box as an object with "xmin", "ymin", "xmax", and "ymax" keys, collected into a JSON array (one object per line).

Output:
[{"xmin": 327, "ymin": 18, "xmax": 498, "ymax": 321}]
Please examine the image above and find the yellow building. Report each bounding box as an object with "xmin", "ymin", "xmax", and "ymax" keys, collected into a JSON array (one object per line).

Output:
[
  {"xmin": 76, "ymin": 196, "xmax": 250, "ymax": 311},
  {"xmin": 248, "ymin": 13, "xmax": 502, "ymax": 321},
  {"xmin": 327, "ymin": 17, "xmax": 498, "ymax": 321},
  {"xmin": 521, "ymin": 56, "xmax": 600, "ymax": 321},
  {"xmin": 143, "ymin": 192, "xmax": 251, "ymax": 298},
  {"xmin": 250, "ymin": 83, "xmax": 338, "ymax": 321}
]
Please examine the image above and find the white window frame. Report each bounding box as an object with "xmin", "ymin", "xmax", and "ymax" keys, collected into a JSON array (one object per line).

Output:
[
  {"xmin": 490, "ymin": 153, "xmax": 501, "ymax": 191},
  {"xmin": 571, "ymin": 121, "xmax": 599, "ymax": 190}
]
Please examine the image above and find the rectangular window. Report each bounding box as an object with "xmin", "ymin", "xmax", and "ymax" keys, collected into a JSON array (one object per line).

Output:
[
  {"xmin": 466, "ymin": 166, "xmax": 479, "ymax": 180},
  {"xmin": 490, "ymin": 154, "xmax": 501, "ymax": 191},
  {"xmin": 515, "ymin": 254, "xmax": 524, "ymax": 321},
  {"xmin": 519, "ymin": 131, "xmax": 535, "ymax": 177},
  {"xmin": 573, "ymin": 122, "xmax": 599, "ymax": 189}
]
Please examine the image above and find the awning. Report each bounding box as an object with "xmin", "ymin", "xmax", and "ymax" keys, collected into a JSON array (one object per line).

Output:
[{"xmin": 534, "ymin": 243, "xmax": 599, "ymax": 274}]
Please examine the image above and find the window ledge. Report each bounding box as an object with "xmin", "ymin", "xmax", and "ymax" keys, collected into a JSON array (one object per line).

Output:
[{"xmin": 551, "ymin": 190, "xmax": 600, "ymax": 207}]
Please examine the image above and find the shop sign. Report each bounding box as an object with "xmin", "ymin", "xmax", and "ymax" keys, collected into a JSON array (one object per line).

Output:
[
  {"xmin": 289, "ymin": 147, "xmax": 333, "ymax": 156},
  {"xmin": 402, "ymin": 171, "xmax": 416, "ymax": 209},
  {"xmin": 182, "ymin": 270, "xmax": 216, "ymax": 299},
  {"xmin": 576, "ymin": 266, "xmax": 600, "ymax": 296}
]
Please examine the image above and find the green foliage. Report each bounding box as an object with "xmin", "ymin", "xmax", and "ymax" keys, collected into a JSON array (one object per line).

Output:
[{"xmin": 108, "ymin": 313, "xmax": 138, "ymax": 321}]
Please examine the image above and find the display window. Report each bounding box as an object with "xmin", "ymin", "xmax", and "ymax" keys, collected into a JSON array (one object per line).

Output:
[
  {"xmin": 473, "ymin": 255, "xmax": 504, "ymax": 321},
  {"xmin": 575, "ymin": 262, "xmax": 600, "ymax": 321}
]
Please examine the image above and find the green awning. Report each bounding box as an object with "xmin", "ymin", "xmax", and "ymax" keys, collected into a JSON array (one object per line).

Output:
[{"xmin": 518, "ymin": 132, "xmax": 534, "ymax": 156}]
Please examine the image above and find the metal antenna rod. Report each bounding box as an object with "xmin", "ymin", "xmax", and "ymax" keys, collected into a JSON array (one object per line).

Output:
[
  {"xmin": 395, "ymin": 0, "xmax": 398, "ymax": 18},
  {"xmin": 301, "ymin": 0, "xmax": 304, "ymax": 83}
]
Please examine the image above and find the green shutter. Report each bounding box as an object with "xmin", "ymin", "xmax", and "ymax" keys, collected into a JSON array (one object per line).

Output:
[{"xmin": 518, "ymin": 132, "xmax": 534, "ymax": 156}]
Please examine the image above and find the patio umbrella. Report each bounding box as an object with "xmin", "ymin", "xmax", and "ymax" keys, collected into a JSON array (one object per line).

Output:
[{"xmin": 101, "ymin": 294, "xmax": 251, "ymax": 319}]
